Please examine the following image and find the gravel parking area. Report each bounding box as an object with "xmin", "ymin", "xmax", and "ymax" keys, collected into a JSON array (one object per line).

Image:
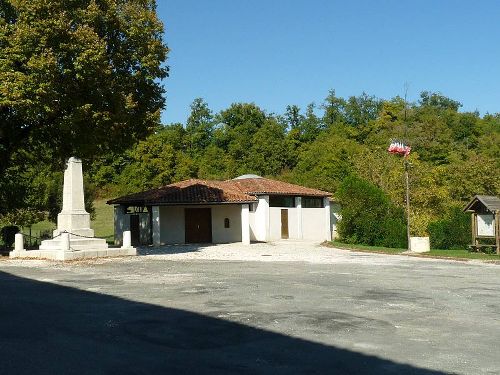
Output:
[{"xmin": 1, "ymin": 241, "xmax": 499, "ymax": 374}]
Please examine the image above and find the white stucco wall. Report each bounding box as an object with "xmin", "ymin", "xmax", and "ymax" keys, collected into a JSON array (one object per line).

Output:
[
  {"xmin": 269, "ymin": 207, "xmax": 282, "ymax": 240},
  {"xmin": 160, "ymin": 206, "xmax": 185, "ymax": 244},
  {"xmin": 288, "ymin": 208, "xmax": 300, "ymax": 239},
  {"xmin": 253, "ymin": 196, "xmax": 269, "ymax": 241},
  {"xmin": 302, "ymin": 208, "xmax": 327, "ymax": 240},
  {"xmin": 269, "ymin": 207, "xmax": 300, "ymax": 240},
  {"xmin": 212, "ymin": 205, "xmax": 242, "ymax": 243},
  {"xmin": 159, "ymin": 204, "xmax": 242, "ymax": 244},
  {"xmin": 249, "ymin": 208, "xmax": 257, "ymax": 241},
  {"xmin": 330, "ymin": 203, "xmax": 341, "ymax": 239}
]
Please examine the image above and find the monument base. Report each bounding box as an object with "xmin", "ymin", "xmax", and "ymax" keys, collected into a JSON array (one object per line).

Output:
[
  {"xmin": 10, "ymin": 247, "xmax": 136, "ymax": 261},
  {"xmin": 39, "ymin": 236, "xmax": 108, "ymax": 252}
]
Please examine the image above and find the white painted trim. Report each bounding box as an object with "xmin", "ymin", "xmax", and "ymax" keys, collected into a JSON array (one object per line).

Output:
[
  {"xmin": 295, "ymin": 197, "xmax": 303, "ymax": 239},
  {"xmin": 324, "ymin": 198, "xmax": 332, "ymax": 241},
  {"xmin": 241, "ymin": 204, "xmax": 250, "ymax": 245}
]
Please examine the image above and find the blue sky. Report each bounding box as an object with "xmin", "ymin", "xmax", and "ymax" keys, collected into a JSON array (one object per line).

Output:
[{"xmin": 157, "ymin": 1, "xmax": 500, "ymax": 124}]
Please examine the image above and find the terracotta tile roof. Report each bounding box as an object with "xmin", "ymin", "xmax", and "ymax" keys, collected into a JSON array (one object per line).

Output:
[
  {"xmin": 108, "ymin": 177, "xmax": 331, "ymax": 206},
  {"xmin": 107, "ymin": 179, "xmax": 257, "ymax": 205},
  {"xmin": 226, "ymin": 178, "xmax": 330, "ymax": 197}
]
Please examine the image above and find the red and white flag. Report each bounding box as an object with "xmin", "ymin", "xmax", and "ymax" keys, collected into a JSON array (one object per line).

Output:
[{"xmin": 388, "ymin": 140, "xmax": 411, "ymax": 157}]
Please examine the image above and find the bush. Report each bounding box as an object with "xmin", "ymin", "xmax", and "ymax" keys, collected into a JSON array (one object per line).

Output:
[
  {"xmin": 428, "ymin": 206, "xmax": 470, "ymax": 249},
  {"xmin": 1, "ymin": 225, "xmax": 20, "ymax": 249},
  {"xmin": 336, "ymin": 175, "xmax": 407, "ymax": 248}
]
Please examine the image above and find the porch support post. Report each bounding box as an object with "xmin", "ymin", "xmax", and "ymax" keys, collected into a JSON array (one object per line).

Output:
[
  {"xmin": 295, "ymin": 197, "xmax": 303, "ymax": 239},
  {"xmin": 114, "ymin": 205, "xmax": 127, "ymax": 246},
  {"xmin": 152, "ymin": 206, "xmax": 161, "ymax": 246},
  {"xmin": 256, "ymin": 195, "xmax": 269, "ymax": 242},
  {"xmin": 324, "ymin": 197, "xmax": 332, "ymax": 241},
  {"xmin": 471, "ymin": 213, "xmax": 477, "ymax": 248},
  {"xmin": 496, "ymin": 210, "xmax": 500, "ymax": 255},
  {"xmin": 241, "ymin": 204, "xmax": 250, "ymax": 245}
]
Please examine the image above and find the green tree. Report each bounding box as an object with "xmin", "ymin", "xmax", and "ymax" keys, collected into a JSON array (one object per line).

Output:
[
  {"xmin": 336, "ymin": 175, "xmax": 406, "ymax": 248},
  {"xmin": 0, "ymin": 0, "xmax": 169, "ymax": 175},
  {"xmin": 289, "ymin": 131, "xmax": 361, "ymax": 192},
  {"xmin": 185, "ymin": 98, "xmax": 214, "ymax": 155},
  {"xmin": 419, "ymin": 91, "xmax": 462, "ymax": 112}
]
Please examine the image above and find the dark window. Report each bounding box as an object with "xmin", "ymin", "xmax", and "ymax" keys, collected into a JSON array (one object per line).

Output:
[
  {"xmin": 249, "ymin": 203, "xmax": 255, "ymax": 212},
  {"xmin": 224, "ymin": 218, "xmax": 230, "ymax": 228},
  {"xmin": 269, "ymin": 195, "xmax": 295, "ymax": 207},
  {"xmin": 302, "ymin": 197, "xmax": 324, "ymax": 208}
]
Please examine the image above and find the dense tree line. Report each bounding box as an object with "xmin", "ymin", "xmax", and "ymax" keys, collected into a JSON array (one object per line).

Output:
[
  {"xmin": 2, "ymin": 88, "xmax": 499, "ymax": 248},
  {"xmin": 1, "ymin": 91, "xmax": 500, "ymax": 247},
  {"xmin": 91, "ymin": 91, "xmax": 498, "ymax": 240}
]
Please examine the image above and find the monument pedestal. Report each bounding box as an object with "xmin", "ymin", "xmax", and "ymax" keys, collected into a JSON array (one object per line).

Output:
[{"xmin": 10, "ymin": 157, "xmax": 136, "ymax": 261}]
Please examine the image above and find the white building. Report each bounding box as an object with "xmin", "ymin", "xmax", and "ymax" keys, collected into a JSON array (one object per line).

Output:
[{"xmin": 108, "ymin": 175, "xmax": 338, "ymax": 246}]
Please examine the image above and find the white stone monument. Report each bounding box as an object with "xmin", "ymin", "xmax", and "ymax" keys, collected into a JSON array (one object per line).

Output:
[{"xmin": 10, "ymin": 157, "xmax": 136, "ymax": 260}]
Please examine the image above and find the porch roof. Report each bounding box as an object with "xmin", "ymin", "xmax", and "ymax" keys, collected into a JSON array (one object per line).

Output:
[{"xmin": 464, "ymin": 195, "xmax": 500, "ymax": 213}]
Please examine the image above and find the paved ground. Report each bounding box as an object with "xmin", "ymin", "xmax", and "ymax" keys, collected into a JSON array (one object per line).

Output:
[{"xmin": 1, "ymin": 241, "xmax": 499, "ymax": 374}]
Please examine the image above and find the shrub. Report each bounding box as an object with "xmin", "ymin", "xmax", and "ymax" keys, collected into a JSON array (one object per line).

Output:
[
  {"xmin": 336, "ymin": 175, "xmax": 407, "ymax": 248},
  {"xmin": 1, "ymin": 225, "xmax": 20, "ymax": 249},
  {"xmin": 428, "ymin": 206, "xmax": 471, "ymax": 249}
]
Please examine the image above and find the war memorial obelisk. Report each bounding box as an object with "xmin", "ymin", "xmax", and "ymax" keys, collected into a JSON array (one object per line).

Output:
[{"xmin": 10, "ymin": 157, "xmax": 135, "ymax": 260}]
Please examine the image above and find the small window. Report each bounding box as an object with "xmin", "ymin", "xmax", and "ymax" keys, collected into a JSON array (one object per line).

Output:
[
  {"xmin": 302, "ymin": 197, "xmax": 324, "ymax": 208},
  {"xmin": 249, "ymin": 203, "xmax": 255, "ymax": 212},
  {"xmin": 269, "ymin": 196, "xmax": 295, "ymax": 208},
  {"xmin": 224, "ymin": 218, "xmax": 230, "ymax": 228}
]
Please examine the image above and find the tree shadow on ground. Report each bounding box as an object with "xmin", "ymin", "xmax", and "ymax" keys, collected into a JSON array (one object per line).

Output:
[{"xmin": 0, "ymin": 271, "xmax": 448, "ymax": 375}]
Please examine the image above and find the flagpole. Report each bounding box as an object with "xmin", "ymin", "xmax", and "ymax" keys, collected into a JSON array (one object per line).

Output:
[
  {"xmin": 405, "ymin": 158, "xmax": 411, "ymax": 251},
  {"xmin": 403, "ymin": 83, "xmax": 411, "ymax": 252}
]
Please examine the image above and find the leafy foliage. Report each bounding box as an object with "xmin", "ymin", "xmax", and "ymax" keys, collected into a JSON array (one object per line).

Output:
[
  {"xmin": 336, "ymin": 175, "xmax": 407, "ymax": 248},
  {"xmin": 2, "ymin": 77, "xmax": 499, "ymax": 251},
  {"xmin": 427, "ymin": 206, "xmax": 471, "ymax": 249},
  {"xmin": 0, "ymin": 0, "xmax": 168, "ymax": 174}
]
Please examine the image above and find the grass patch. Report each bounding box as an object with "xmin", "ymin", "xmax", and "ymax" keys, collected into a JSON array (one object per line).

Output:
[
  {"xmin": 90, "ymin": 199, "xmax": 114, "ymax": 243},
  {"xmin": 329, "ymin": 241, "xmax": 406, "ymax": 254},
  {"xmin": 329, "ymin": 240, "xmax": 500, "ymax": 262}
]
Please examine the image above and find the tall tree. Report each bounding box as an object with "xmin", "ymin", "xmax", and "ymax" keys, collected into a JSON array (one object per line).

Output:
[
  {"xmin": 0, "ymin": 0, "xmax": 169, "ymax": 174},
  {"xmin": 185, "ymin": 98, "xmax": 214, "ymax": 155}
]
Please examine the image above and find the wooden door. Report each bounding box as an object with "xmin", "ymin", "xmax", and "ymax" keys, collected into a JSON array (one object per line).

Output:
[
  {"xmin": 185, "ymin": 208, "xmax": 212, "ymax": 243},
  {"xmin": 281, "ymin": 209, "xmax": 289, "ymax": 239},
  {"xmin": 130, "ymin": 214, "xmax": 140, "ymax": 246}
]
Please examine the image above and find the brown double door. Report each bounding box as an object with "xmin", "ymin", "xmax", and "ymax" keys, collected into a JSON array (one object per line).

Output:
[{"xmin": 185, "ymin": 208, "xmax": 212, "ymax": 243}]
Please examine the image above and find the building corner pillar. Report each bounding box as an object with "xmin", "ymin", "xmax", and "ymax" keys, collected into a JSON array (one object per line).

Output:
[
  {"xmin": 324, "ymin": 197, "xmax": 332, "ymax": 241},
  {"xmin": 152, "ymin": 206, "xmax": 161, "ymax": 246},
  {"xmin": 241, "ymin": 204, "xmax": 250, "ymax": 245},
  {"xmin": 114, "ymin": 205, "xmax": 127, "ymax": 246},
  {"xmin": 295, "ymin": 197, "xmax": 303, "ymax": 239}
]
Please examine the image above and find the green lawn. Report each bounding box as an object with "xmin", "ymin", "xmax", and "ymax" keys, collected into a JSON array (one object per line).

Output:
[
  {"xmin": 90, "ymin": 199, "xmax": 114, "ymax": 242},
  {"xmin": 329, "ymin": 240, "xmax": 500, "ymax": 262}
]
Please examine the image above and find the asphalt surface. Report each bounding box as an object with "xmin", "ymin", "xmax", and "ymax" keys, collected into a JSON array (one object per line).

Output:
[{"xmin": 1, "ymin": 246, "xmax": 499, "ymax": 374}]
